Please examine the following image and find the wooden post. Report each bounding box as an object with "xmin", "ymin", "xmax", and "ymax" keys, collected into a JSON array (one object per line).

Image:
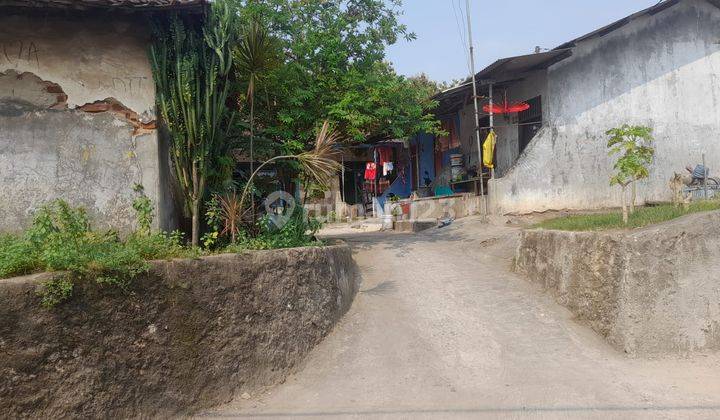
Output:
[
  {"xmin": 341, "ymin": 154, "xmax": 346, "ymax": 203},
  {"xmin": 489, "ymin": 83, "xmax": 495, "ymax": 212},
  {"xmin": 466, "ymin": 0, "xmax": 486, "ymax": 218},
  {"xmin": 374, "ymin": 149, "xmax": 379, "ymax": 217},
  {"xmin": 703, "ymin": 153, "xmax": 708, "ymax": 200}
]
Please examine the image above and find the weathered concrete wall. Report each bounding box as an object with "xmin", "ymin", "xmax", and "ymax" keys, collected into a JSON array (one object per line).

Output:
[
  {"xmin": 0, "ymin": 244, "xmax": 360, "ymax": 418},
  {"xmin": 408, "ymin": 193, "xmax": 482, "ymax": 220},
  {"xmin": 515, "ymin": 211, "xmax": 720, "ymax": 356},
  {"xmin": 493, "ymin": 0, "xmax": 720, "ymax": 214},
  {"xmin": 0, "ymin": 11, "xmax": 174, "ymax": 232}
]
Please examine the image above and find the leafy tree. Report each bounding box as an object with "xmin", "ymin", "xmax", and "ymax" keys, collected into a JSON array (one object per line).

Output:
[
  {"xmin": 149, "ymin": 1, "xmax": 236, "ymax": 246},
  {"xmin": 227, "ymin": 0, "xmax": 440, "ymax": 148},
  {"xmin": 607, "ymin": 125, "xmax": 655, "ymax": 224},
  {"xmin": 327, "ymin": 63, "xmax": 441, "ymax": 142}
]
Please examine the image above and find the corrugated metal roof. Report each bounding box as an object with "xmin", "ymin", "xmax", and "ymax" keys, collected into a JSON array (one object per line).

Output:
[
  {"xmin": 554, "ymin": 0, "xmax": 720, "ymax": 48},
  {"xmin": 0, "ymin": 0, "xmax": 206, "ymax": 11},
  {"xmin": 472, "ymin": 49, "xmax": 573, "ymax": 83},
  {"xmin": 433, "ymin": 49, "xmax": 571, "ymax": 106},
  {"xmin": 432, "ymin": 0, "xmax": 707, "ymax": 111},
  {"xmin": 554, "ymin": 0, "xmax": 682, "ymax": 50}
]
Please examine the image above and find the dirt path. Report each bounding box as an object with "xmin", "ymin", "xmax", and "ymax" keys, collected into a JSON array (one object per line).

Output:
[{"xmin": 204, "ymin": 217, "xmax": 720, "ymax": 419}]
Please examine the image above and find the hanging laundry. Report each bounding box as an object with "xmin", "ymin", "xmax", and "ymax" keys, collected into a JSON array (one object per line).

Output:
[
  {"xmin": 364, "ymin": 162, "xmax": 377, "ymax": 180},
  {"xmin": 483, "ymin": 130, "xmax": 496, "ymax": 169},
  {"xmin": 377, "ymin": 146, "xmax": 393, "ymax": 165},
  {"xmin": 383, "ymin": 162, "xmax": 394, "ymax": 176}
]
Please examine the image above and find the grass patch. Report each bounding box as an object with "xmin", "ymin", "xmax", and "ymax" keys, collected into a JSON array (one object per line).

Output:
[{"xmin": 534, "ymin": 201, "xmax": 720, "ymax": 232}]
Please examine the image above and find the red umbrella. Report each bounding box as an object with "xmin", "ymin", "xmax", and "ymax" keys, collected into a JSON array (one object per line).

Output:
[{"xmin": 483, "ymin": 94, "xmax": 530, "ymax": 114}]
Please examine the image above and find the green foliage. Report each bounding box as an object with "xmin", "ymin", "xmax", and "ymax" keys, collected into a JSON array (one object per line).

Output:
[
  {"xmin": 0, "ymin": 196, "xmax": 334, "ymax": 308},
  {"xmin": 27, "ymin": 199, "xmax": 89, "ymax": 246},
  {"xmin": 607, "ymin": 125, "xmax": 655, "ymax": 187},
  {"xmin": 229, "ymin": 207, "xmax": 323, "ymax": 251},
  {"xmin": 606, "ymin": 124, "xmax": 655, "ymax": 224},
  {"xmin": 534, "ymin": 201, "xmax": 720, "ymax": 232},
  {"xmin": 304, "ymin": 182, "xmax": 329, "ymax": 201},
  {"xmin": 326, "ymin": 64, "xmax": 442, "ymax": 142},
  {"xmin": 234, "ymin": 19, "xmax": 281, "ymax": 104},
  {"xmin": 227, "ymin": 0, "xmax": 439, "ymax": 149},
  {"xmin": 0, "ymin": 235, "xmax": 38, "ymax": 278},
  {"xmin": 201, "ymin": 195, "xmax": 223, "ymax": 249},
  {"xmin": 0, "ymin": 200, "xmax": 193, "ymax": 307},
  {"xmin": 132, "ymin": 184, "xmax": 154, "ymax": 236},
  {"xmin": 40, "ymin": 275, "xmax": 74, "ymax": 309},
  {"xmin": 125, "ymin": 231, "xmax": 193, "ymax": 261}
]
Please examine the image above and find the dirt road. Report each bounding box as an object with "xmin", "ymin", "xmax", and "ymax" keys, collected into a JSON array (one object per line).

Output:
[{"xmin": 205, "ymin": 217, "xmax": 720, "ymax": 419}]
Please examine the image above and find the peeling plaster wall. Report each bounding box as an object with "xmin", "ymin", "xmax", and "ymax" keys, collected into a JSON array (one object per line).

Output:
[
  {"xmin": 0, "ymin": 12, "xmax": 174, "ymax": 233},
  {"xmin": 491, "ymin": 0, "xmax": 720, "ymax": 214}
]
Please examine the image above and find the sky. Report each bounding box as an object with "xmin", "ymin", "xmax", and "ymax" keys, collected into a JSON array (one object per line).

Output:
[{"xmin": 386, "ymin": 0, "xmax": 662, "ymax": 83}]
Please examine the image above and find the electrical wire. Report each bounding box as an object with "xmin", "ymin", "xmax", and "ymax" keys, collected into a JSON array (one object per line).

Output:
[
  {"xmin": 450, "ymin": 0, "xmax": 472, "ymax": 75},
  {"xmin": 457, "ymin": 0, "xmax": 473, "ymax": 74}
]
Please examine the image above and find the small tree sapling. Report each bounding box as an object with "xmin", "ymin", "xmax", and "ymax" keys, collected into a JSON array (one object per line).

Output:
[{"xmin": 606, "ymin": 125, "xmax": 655, "ymax": 224}]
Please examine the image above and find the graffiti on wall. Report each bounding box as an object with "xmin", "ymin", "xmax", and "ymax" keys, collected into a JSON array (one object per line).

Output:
[{"xmin": 1, "ymin": 40, "xmax": 40, "ymax": 69}]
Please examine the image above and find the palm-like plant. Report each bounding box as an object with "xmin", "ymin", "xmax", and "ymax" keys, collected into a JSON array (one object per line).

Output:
[
  {"xmin": 238, "ymin": 121, "xmax": 342, "ymax": 217},
  {"xmin": 218, "ymin": 191, "xmax": 243, "ymax": 244},
  {"xmin": 233, "ymin": 20, "xmax": 281, "ymax": 219}
]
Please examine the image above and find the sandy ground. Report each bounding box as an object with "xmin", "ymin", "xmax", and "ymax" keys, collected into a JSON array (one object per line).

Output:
[{"xmin": 203, "ymin": 216, "xmax": 720, "ymax": 419}]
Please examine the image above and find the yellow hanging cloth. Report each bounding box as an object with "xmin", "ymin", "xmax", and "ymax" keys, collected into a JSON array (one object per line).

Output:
[{"xmin": 482, "ymin": 130, "xmax": 496, "ymax": 169}]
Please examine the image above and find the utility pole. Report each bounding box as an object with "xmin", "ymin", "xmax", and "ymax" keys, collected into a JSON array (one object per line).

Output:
[{"xmin": 466, "ymin": 0, "xmax": 487, "ymax": 218}]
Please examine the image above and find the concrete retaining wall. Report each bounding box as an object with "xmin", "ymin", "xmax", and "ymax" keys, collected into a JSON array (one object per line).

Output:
[
  {"xmin": 408, "ymin": 193, "xmax": 482, "ymax": 221},
  {"xmin": 0, "ymin": 244, "xmax": 359, "ymax": 418},
  {"xmin": 515, "ymin": 211, "xmax": 720, "ymax": 356}
]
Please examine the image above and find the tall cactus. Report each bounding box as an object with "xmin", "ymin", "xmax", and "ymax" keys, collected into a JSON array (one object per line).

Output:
[{"xmin": 150, "ymin": 1, "xmax": 235, "ymax": 246}]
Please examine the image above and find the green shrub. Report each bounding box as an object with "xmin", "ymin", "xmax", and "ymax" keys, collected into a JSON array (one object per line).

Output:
[
  {"xmin": 201, "ymin": 194, "xmax": 223, "ymax": 249},
  {"xmin": 231, "ymin": 207, "xmax": 323, "ymax": 250},
  {"xmin": 0, "ymin": 200, "xmax": 199, "ymax": 307},
  {"xmin": 125, "ymin": 231, "xmax": 195, "ymax": 261},
  {"xmin": 132, "ymin": 184, "xmax": 154, "ymax": 236},
  {"xmin": 27, "ymin": 199, "xmax": 90, "ymax": 246},
  {"xmin": 0, "ymin": 199, "xmax": 328, "ymax": 307},
  {"xmin": 40, "ymin": 275, "xmax": 74, "ymax": 309},
  {"xmin": 0, "ymin": 235, "xmax": 38, "ymax": 278}
]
